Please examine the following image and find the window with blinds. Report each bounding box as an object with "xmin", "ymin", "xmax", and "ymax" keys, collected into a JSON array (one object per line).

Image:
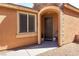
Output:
[{"xmin": 19, "ymin": 13, "xmax": 36, "ymax": 33}]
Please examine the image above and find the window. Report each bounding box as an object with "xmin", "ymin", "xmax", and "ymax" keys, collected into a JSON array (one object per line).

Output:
[
  {"xmin": 19, "ymin": 13, "xmax": 36, "ymax": 33},
  {"xmin": 19, "ymin": 14, "xmax": 27, "ymax": 33},
  {"xmin": 29, "ymin": 14, "xmax": 35, "ymax": 32}
]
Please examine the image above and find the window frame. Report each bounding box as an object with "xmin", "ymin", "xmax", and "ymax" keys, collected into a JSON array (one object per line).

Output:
[{"xmin": 17, "ymin": 11, "xmax": 37, "ymax": 37}]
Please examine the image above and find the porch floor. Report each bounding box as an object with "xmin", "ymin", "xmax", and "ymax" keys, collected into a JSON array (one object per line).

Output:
[{"xmin": 0, "ymin": 41, "xmax": 57, "ymax": 56}]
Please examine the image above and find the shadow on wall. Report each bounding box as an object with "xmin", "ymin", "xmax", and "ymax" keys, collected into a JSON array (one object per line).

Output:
[
  {"xmin": 64, "ymin": 8, "xmax": 79, "ymax": 18},
  {"xmin": 73, "ymin": 35, "xmax": 79, "ymax": 44}
]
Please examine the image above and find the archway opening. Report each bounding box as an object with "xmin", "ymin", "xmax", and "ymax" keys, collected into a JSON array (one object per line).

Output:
[{"xmin": 38, "ymin": 6, "xmax": 60, "ymax": 46}]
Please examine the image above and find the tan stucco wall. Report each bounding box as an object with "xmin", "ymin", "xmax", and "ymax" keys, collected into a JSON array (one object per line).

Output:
[
  {"xmin": 0, "ymin": 7, "xmax": 38, "ymax": 50},
  {"xmin": 53, "ymin": 13, "xmax": 58, "ymax": 35},
  {"xmin": 62, "ymin": 7, "xmax": 79, "ymax": 45}
]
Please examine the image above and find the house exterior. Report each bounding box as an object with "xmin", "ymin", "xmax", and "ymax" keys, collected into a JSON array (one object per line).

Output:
[{"xmin": 0, "ymin": 3, "xmax": 79, "ymax": 50}]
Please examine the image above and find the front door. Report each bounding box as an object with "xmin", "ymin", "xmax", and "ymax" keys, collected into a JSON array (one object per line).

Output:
[{"xmin": 44, "ymin": 16, "xmax": 53, "ymax": 41}]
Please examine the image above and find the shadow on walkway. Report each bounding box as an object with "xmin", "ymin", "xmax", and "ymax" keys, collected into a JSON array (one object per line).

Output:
[{"xmin": 8, "ymin": 41, "xmax": 58, "ymax": 51}]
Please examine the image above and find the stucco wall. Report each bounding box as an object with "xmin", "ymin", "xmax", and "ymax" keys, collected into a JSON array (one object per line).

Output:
[
  {"xmin": 0, "ymin": 7, "xmax": 38, "ymax": 50},
  {"xmin": 53, "ymin": 13, "xmax": 58, "ymax": 35},
  {"xmin": 62, "ymin": 7, "xmax": 79, "ymax": 45}
]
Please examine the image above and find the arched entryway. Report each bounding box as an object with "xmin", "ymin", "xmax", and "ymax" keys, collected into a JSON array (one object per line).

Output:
[{"xmin": 38, "ymin": 6, "xmax": 60, "ymax": 46}]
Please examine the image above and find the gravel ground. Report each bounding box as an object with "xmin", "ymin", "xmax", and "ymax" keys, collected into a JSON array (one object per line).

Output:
[{"xmin": 37, "ymin": 43, "xmax": 79, "ymax": 56}]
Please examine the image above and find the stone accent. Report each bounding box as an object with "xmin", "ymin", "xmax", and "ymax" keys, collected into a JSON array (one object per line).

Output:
[{"xmin": 33, "ymin": 3, "xmax": 62, "ymax": 11}]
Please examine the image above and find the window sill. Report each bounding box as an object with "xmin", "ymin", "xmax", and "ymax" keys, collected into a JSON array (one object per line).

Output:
[{"xmin": 16, "ymin": 32, "xmax": 37, "ymax": 38}]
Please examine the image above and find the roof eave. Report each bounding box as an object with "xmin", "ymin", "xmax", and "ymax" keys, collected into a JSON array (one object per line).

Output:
[
  {"xmin": 64, "ymin": 3, "xmax": 79, "ymax": 13},
  {"xmin": 0, "ymin": 3, "xmax": 38, "ymax": 13}
]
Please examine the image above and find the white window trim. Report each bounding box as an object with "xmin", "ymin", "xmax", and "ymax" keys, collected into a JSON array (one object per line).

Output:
[{"xmin": 17, "ymin": 11, "xmax": 37, "ymax": 38}]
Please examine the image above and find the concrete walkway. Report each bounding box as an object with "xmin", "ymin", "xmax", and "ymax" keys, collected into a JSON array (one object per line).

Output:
[
  {"xmin": 38, "ymin": 43, "xmax": 79, "ymax": 56},
  {"xmin": 0, "ymin": 41, "xmax": 57, "ymax": 56}
]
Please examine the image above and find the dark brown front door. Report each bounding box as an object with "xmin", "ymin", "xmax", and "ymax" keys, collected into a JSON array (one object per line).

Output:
[{"xmin": 44, "ymin": 16, "xmax": 53, "ymax": 41}]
